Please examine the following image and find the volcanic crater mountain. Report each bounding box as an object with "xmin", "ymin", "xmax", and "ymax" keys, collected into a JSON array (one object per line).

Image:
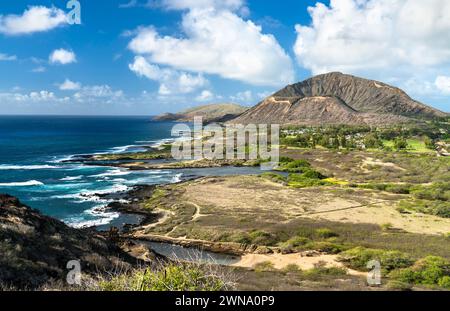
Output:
[{"xmin": 229, "ymin": 72, "xmax": 447, "ymax": 126}]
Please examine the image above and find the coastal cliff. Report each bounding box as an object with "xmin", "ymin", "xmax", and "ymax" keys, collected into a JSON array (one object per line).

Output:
[{"xmin": 0, "ymin": 194, "xmax": 135, "ymax": 289}]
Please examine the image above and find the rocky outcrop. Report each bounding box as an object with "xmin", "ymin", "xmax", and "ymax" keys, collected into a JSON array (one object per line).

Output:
[
  {"xmin": 230, "ymin": 72, "xmax": 447, "ymax": 126},
  {"xmin": 155, "ymin": 103, "xmax": 248, "ymax": 123},
  {"xmin": 0, "ymin": 195, "xmax": 135, "ymax": 289}
]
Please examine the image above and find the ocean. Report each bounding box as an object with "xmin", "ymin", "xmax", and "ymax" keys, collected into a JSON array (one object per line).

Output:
[
  {"xmin": 0, "ymin": 116, "xmax": 180, "ymax": 228},
  {"xmin": 0, "ymin": 116, "xmax": 264, "ymax": 229}
]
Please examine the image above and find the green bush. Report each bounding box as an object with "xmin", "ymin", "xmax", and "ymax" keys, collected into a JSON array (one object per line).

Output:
[
  {"xmin": 279, "ymin": 157, "xmax": 294, "ymax": 163},
  {"xmin": 302, "ymin": 169, "xmax": 327, "ymax": 180},
  {"xmin": 398, "ymin": 199, "xmax": 450, "ymax": 218},
  {"xmin": 389, "ymin": 256, "xmax": 450, "ymax": 289},
  {"xmin": 98, "ymin": 263, "xmax": 229, "ymax": 291},
  {"xmin": 278, "ymin": 159, "xmax": 311, "ymax": 173},
  {"xmin": 386, "ymin": 280, "xmax": 413, "ymax": 291},
  {"xmin": 306, "ymin": 241, "xmax": 346, "ymax": 254},
  {"xmin": 279, "ymin": 236, "xmax": 311, "ymax": 252},
  {"xmin": 338, "ymin": 247, "xmax": 414, "ymax": 273},
  {"xmin": 315, "ymin": 228, "xmax": 339, "ymax": 239},
  {"xmin": 288, "ymin": 174, "xmax": 331, "ymax": 188},
  {"xmin": 303, "ymin": 262, "xmax": 347, "ymax": 279},
  {"xmin": 248, "ymin": 230, "xmax": 279, "ymax": 246},
  {"xmin": 253, "ymin": 261, "xmax": 276, "ymax": 273}
]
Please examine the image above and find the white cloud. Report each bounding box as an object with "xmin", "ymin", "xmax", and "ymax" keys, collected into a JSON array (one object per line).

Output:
[
  {"xmin": 128, "ymin": 2, "xmax": 294, "ymax": 87},
  {"xmin": 161, "ymin": 0, "xmax": 245, "ymax": 11},
  {"xmin": 32, "ymin": 66, "xmax": 46, "ymax": 73},
  {"xmin": 49, "ymin": 49, "xmax": 76, "ymax": 65},
  {"xmin": 435, "ymin": 76, "xmax": 450, "ymax": 95},
  {"xmin": 0, "ymin": 90, "xmax": 68, "ymax": 103},
  {"xmin": 0, "ymin": 53, "xmax": 17, "ymax": 61},
  {"xmin": 0, "ymin": 6, "xmax": 67, "ymax": 35},
  {"xmin": 129, "ymin": 56, "xmax": 208, "ymax": 95},
  {"xmin": 230, "ymin": 90, "xmax": 253, "ymax": 103},
  {"xmin": 59, "ymin": 79, "xmax": 81, "ymax": 91},
  {"xmin": 119, "ymin": 0, "xmax": 139, "ymax": 8},
  {"xmin": 74, "ymin": 85, "xmax": 124, "ymax": 102},
  {"xmin": 196, "ymin": 90, "xmax": 214, "ymax": 101},
  {"xmin": 293, "ymin": 0, "xmax": 450, "ymax": 99}
]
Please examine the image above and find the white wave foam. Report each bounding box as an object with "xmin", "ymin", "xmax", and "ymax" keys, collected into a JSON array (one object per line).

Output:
[
  {"xmin": 0, "ymin": 180, "xmax": 43, "ymax": 187},
  {"xmin": 88, "ymin": 169, "xmax": 131, "ymax": 178},
  {"xmin": 0, "ymin": 164, "xmax": 61, "ymax": 170},
  {"xmin": 51, "ymin": 184, "xmax": 129, "ymax": 203},
  {"xmin": 171, "ymin": 173, "xmax": 183, "ymax": 183},
  {"xmin": 49, "ymin": 155, "xmax": 75, "ymax": 163},
  {"xmin": 66, "ymin": 205, "xmax": 120, "ymax": 229},
  {"xmin": 60, "ymin": 175, "xmax": 83, "ymax": 181}
]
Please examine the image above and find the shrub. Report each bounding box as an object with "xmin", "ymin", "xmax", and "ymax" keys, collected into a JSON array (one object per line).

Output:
[
  {"xmin": 307, "ymin": 241, "xmax": 345, "ymax": 254},
  {"xmin": 303, "ymin": 262, "xmax": 347, "ymax": 278},
  {"xmin": 302, "ymin": 169, "xmax": 327, "ymax": 180},
  {"xmin": 282, "ymin": 264, "xmax": 301, "ymax": 273},
  {"xmin": 288, "ymin": 174, "xmax": 331, "ymax": 188},
  {"xmin": 438, "ymin": 276, "xmax": 450, "ymax": 289},
  {"xmin": 338, "ymin": 247, "xmax": 414, "ymax": 273},
  {"xmin": 315, "ymin": 228, "xmax": 339, "ymax": 239},
  {"xmin": 279, "ymin": 236, "xmax": 311, "ymax": 252},
  {"xmin": 279, "ymin": 157, "xmax": 294, "ymax": 163},
  {"xmin": 389, "ymin": 256, "xmax": 450, "ymax": 289},
  {"xmin": 97, "ymin": 263, "xmax": 232, "ymax": 291},
  {"xmin": 248, "ymin": 230, "xmax": 279, "ymax": 246},
  {"xmin": 386, "ymin": 280, "xmax": 413, "ymax": 291},
  {"xmin": 278, "ymin": 159, "xmax": 311, "ymax": 173},
  {"xmin": 253, "ymin": 261, "xmax": 276, "ymax": 273},
  {"xmin": 398, "ymin": 199, "xmax": 450, "ymax": 218}
]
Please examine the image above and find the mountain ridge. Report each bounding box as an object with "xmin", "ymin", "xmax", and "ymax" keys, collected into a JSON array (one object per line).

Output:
[
  {"xmin": 230, "ymin": 72, "xmax": 447, "ymax": 126},
  {"xmin": 155, "ymin": 103, "xmax": 248, "ymax": 123}
]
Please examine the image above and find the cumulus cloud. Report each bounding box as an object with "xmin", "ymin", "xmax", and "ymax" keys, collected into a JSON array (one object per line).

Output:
[
  {"xmin": 435, "ymin": 76, "xmax": 450, "ymax": 95},
  {"xmin": 230, "ymin": 90, "xmax": 253, "ymax": 103},
  {"xmin": 293, "ymin": 0, "xmax": 450, "ymax": 98},
  {"xmin": 0, "ymin": 53, "xmax": 16, "ymax": 61},
  {"xmin": 0, "ymin": 6, "xmax": 67, "ymax": 35},
  {"xmin": 59, "ymin": 79, "xmax": 81, "ymax": 91},
  {"xmin": 49, "ymin": 49, "xmax": 76, "ymax": 65},
  {"xmin": 0, "ymin": 90, "xmax": 68, "ymax": 103},
  {"xmin": 128, "ymin": 1, "xmax": 294, "ymax": 87},
  {"xmin": 73, "ymin": 85, "xmax": 124, "ymax": 102},
  {"xmin": 129, "ymin": 56, "xmax": 208, "ymax": 95},
  {"xmin": 196, "ymin": 90, "xmax": 214, "ymax": 102}
]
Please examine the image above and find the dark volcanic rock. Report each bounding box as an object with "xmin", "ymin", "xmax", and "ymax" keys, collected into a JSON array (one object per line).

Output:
[
  {"xmin": 0, "ymin": 194, "xmax": 134, "ymax": 289},
  {"xmin": 230, "ymin": 72, "xmax": 447, "ymax": 126}
]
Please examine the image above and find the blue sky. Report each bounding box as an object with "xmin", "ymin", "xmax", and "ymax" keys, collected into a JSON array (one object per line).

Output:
[{"xmin": 0, "ymin": 0, "xmax": 448, "ymax": 115}]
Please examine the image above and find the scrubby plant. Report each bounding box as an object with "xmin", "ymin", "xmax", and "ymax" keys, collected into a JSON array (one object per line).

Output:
[
  {"xmin": 94, "ymin": 262, "xmax": 234, "ymax": 291},
  {"xmin": 253, "ymin": 261, "xmax": 276, "ymax": 273},
  {"xmin": 315, "ymin": 228, "xmax": 339, "ymax": 239},
  {"xmin": 388, "ymin": 256, "xmax": 450, "ymax": 289},
  {"xmin": 338, "ymin": 247, "xmax": 414, "ymax": 273},
  {"xmin": 278, "ymin": 159, "xmax": 311, "ymax": 173}
]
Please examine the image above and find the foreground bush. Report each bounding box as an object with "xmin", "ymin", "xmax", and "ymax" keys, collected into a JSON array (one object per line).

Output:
[
  {"xmin": 388, "ymin": 256, "xmax": 450, "ymax": 289},
  {"xmin": 94, "ymin": 262, "xmax": 235, "ymax": 291}
]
